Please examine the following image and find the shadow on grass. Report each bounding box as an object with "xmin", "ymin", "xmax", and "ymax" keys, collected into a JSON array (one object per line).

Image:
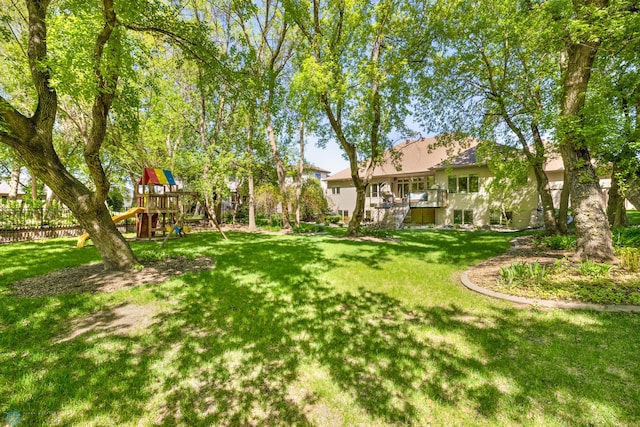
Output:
[
  {"xmin": 0, "ymin": 239, "xmax": 101, "ymax": 288},
  {"xmin": 2, "ymin": 231, "xmax": 640, "ymax": 425},
  {"xmin": 321, "ymin": 229, "xmax": 513, "ymax": 270}
]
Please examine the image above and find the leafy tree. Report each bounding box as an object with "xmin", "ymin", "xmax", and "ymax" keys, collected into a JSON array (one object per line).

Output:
[
  {"xmin": 0, "ymin": 0, "xmax": 223, "ymax": 269},
  {"xmin": 584, "ymin": 21, "xmax": 640, "ymax": 226},
  {"xmin": 299, "ymin": 177, "xmax": 328, "ymax": 222},
  {"xmin": 551, "ymin": 0, "xmax": 639, "ymax": 261},
  {"xmin": 233, "ymin": 0, "xmax": 297, "ymax": 229},
  {"xmin": 0, "ymin": 0, "xmax": 139, "ymax": 269},
  {"xmin": 416, "ymin": 0, "xmax": 562, "ymax": 235},
  {"xmin": 287, "ymin": 0, "xmax": 412, "ymax": 235}
]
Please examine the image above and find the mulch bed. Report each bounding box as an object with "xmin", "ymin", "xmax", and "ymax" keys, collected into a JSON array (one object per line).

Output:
[{"xmin": 11, "ymin": 256, "xmax": 215, "ymax": 298}]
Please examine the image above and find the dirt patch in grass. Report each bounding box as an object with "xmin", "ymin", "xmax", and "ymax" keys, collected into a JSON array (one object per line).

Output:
[
  {"xmin": 466, "ymin": 235, "xmax": 640, "ymax": 304},
  {"xmin": 56, "ymin": 303, "xmax": 159, "ymax": 342},
  {"xmin": 11, "ymin": 256, "xmax": 215, "ymax": 298}
]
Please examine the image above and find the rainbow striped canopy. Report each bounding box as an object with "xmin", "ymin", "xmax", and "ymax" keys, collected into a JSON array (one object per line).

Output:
[{"xmin": 140, "ymin": 168, "xmax": 176, "ymax": 186}]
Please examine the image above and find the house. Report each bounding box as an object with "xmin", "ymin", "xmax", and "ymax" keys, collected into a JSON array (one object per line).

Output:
[
  {"xmin": 0, "ymin": 180, "xmax": 25, "ymax": 204},
  {"xmin": 284, "ymin": 163, "xmax": 332, "ymax": 189},
  {"xmin": 324, "ymin": 136, "xmax": 614, "ymax": 229}
]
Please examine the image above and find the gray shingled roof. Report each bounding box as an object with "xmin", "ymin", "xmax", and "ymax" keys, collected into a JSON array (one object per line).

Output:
[{"xmin": 324, "ymin": 136, "xmax": 479, "ymax": 182}]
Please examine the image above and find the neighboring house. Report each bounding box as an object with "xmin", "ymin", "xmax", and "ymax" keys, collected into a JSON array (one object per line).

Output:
[
  {"xmin": 284, "ymin": 163, "xmax": 332, "ymax": 190},
  {"xmin": 324, "ymin": 136, "xmax": 616, "ymax": 229},
  {"xmin": 305, "ymin": 164, "xmax": 331, "ymax": 190},
  {"xmin": 0, "ymin": 180, "xmax": 25, "ymax": 204}
]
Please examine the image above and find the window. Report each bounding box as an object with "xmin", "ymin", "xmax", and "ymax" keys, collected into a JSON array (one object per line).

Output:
[
  {"xmin": 453, "ymin": 209, "xmax": 463, "ymax": 224},
  {"xmin": 315, "ymin": 172, "xmax": 321, "ymax": 180},
  {"xmin": 448, "ymin": 175, "xmax": 479, "ymax": 194},
  {"xmin": 427, "ymin": 176, "xmax": 436, "ymax": 189},
  {"xmin": 454, "ymin": 209, "xmax": 474, "ymax": 225},
  {"xmin": 397, "ymin": 178, "xmax": 409, "ymax": 198},
  {"xmin": 411, "ymin": 177, "xmax": 425, "ymax": 193},
  {"xmin": 458, "ymin": 176, "xmax": 468, "ymax": 193},
  {"xmin": 370, "ymin": 183, "xmax": 379, "ymax": 198},
  {"xmin": 331, "ymin": 187, "xmax": 340, "ymax": 195},
  {"xmin": 338, "ymin": 209, "xmax": 349, "ymax": 219},
  {"xmin": 469, "ymin": 175, "xmax": 479, "ymax": 193},
  {"xmin": 464, "ymin": 210, "xmax": 474, "ymax": 224},
  {"xmin": 448, "ymin": 176, "xmax": 457, "ymax": 193},
  {"xmin": 365, "ymin": 210, "xmax": 372, "ymax": 220}
]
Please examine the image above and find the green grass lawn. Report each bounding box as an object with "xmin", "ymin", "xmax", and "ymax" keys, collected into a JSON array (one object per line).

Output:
[{"xmin": 2, "ymin": 230, "xmax": 640, "ymax": 426}]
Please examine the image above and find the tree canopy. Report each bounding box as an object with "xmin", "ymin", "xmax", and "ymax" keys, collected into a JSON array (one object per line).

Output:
[{"xmin": 1, "ymin": 0, "xmax": 638, "ymax": 266}]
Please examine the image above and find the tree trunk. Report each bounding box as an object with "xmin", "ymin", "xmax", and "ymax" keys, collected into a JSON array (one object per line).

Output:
[
  {"xmin": 350, "ymin": 183, "xmax": 367, "ymax": 234},
  {"xmin": 8, "ymin": 161, "xmax": 21, "ymax": 200},
  {"xmin": 248, "ymin": 171, "xmax": 256, "ymax": 230},
  {"xmin": 529, "ymin": 126, "xmax": 559, "ymax": 235},
  {"xmin": 19, "ymin": 142, "xmax": 138, "ymax": 270},
  {"xmin": 45, "ymin": 186, "xmax": 58, "ymax": 208},
  {"xmin": 265, "ymin": 111, "xmax": 292, "ymax": 229},
  {"xmin": 532, "ymin": 164, "xmax": 559, "ymax": 234},
  {"xmin": 559, "ymin": 32, "xmax": 615, "ymax": 261},
  {"xmin": 626, "ymin": 180, "xmax": 640, "ymax": 211},
  {"xmin": 558, "ymin": 169, "xmax": 570, "ymax": 234},
  {"xmin": 246, "ymin": 135, "xmax": 257, "ymax": 231},
  {"xmin": 295, "ymin": 121, "xmax": 305, "ymax": 227},
  {"xmin": 31, "ymin": 172, "xmax": 38, "ymax": 200},
  {"xmin": 607, "ymin": 161, "xmax": 628, "ymax": 227}
]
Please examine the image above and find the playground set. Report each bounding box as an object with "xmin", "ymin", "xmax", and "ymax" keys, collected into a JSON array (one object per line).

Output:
[{"xmin": 77, "ymin": 168, "xmax": 192, "ymax": 248}]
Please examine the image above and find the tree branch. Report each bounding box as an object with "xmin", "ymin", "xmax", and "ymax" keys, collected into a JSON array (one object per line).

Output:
[{"xmin": 85, "ymin": 0, "xmax": 118, "ymax": 202}]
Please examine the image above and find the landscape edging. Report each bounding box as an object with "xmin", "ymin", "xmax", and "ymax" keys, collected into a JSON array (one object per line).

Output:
[{"xmin": 460, "ymin": 270, "xmax": 640, "ymax": 312}]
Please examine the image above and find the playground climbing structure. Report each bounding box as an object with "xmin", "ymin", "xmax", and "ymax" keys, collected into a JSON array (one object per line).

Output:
[{"xmin": 136, "ymin": 168, "xmax": 183, "ymax": 239}]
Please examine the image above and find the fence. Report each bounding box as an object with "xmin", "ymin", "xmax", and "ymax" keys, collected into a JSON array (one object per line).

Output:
[{"xmin": 0, "ymin": 206, "xmax": 136, "ymax": 244}]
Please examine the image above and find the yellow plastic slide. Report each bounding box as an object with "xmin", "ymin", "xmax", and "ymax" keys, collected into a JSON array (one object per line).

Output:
[{"xmin": 77, "ymin": 207, "xmax": 146, "ymax": 248}]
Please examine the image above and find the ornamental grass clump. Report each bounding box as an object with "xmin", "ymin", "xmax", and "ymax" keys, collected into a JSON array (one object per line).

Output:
[
  {"xmin": 617, "ymin": 247, "xmax": 640, "ymax": 272},
  {"xmin": 499, "ymin": 261, "xmax": 549, "ymax": 288}
]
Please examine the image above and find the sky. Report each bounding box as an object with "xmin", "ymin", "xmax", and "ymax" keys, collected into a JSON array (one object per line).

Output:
[
  {"xmin": 304, "ymin": 118, "xmax": 430, "ymax": 175},
  {"xmin": 304, "ymin": 138, "xmax": 349, "ymax": 175}
]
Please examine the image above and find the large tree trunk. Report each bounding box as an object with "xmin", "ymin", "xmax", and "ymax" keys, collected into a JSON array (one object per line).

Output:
[
  {"xmin": 559, "ymin": 26, "xmax": 615, "ymax": 261},
  {"xmin": 18, "ymin": 141, "xmax": 138, "ymax": 270},
  {"xmin": 0, "ymin": 0, "xmax": 138, "ymax": 270}
]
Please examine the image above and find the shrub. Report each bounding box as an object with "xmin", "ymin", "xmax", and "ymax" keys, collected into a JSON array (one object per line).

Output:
[
  {"xmin": 539, "ymin": 234, "xmax": 576, "ymax": 250},
  {"xmin": 578, "ymin": 259, "xmax": 612, "ymax": 278},
  {"xmin": 325, "ymin": 215, "xmax": 341, "ymax": 225},
  {"xmin": 360, "ymin": 227, "xmax": 392, "ymax": 238},
  {"xmin": 617, "ymin": 247, "xmax": 640, "ymax": 272},
  {"xmin": 293, "ymin": 224, "xmax": 325, "ymax": 234},
  {"xmin": 269, "ymin": 213, "xmax": 283, "ymax": 227},
  {"xmin": 613, "ymin": 227, "xmax": 640, "ymax": 248}
]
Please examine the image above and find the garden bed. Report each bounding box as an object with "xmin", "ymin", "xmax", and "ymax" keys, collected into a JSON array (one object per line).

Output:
[{"xmin": 466, "ymin": 235, "xmax": 640, "ymax": 305}]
